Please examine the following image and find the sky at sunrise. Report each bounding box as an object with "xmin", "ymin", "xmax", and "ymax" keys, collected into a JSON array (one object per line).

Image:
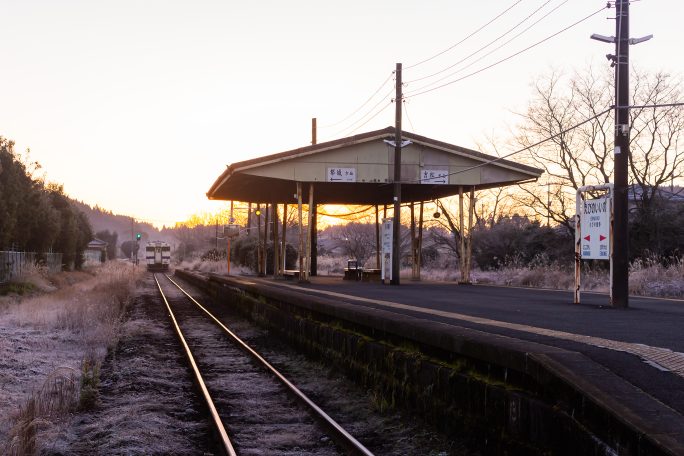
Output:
[{"xmin": 1, "ymin": 0, "xmax": 681, "ymax": 227}]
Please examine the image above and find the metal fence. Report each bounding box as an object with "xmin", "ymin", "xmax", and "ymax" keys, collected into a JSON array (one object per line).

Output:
[{"xmin": 0, "ymin": 251, "xmax": 63, "ymax": 284}]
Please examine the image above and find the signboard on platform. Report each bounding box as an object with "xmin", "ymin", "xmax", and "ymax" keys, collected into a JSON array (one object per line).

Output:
[
  {"xmin": 326, "ymin": 167, "xmax": 357, "ymax": 182},
  {"xmin": 381, "ymin": 218, "xmax": 393, "ymax": 281},
  {"xmin": 420, "ymin": 168, "xmax": 449, "ymax": 185},
  {"xmin": 580, "ymin": 195, "xmax": 611, "ymax": 260},
  {"xmin": 223, "ymin": 224, "xmax": 240, "ymax": 238}
]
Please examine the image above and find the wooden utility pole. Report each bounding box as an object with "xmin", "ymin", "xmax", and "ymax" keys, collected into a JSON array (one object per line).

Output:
[
  {"xmin": 281, "ymin": 204, "xmax": 288, "ymax": 272},
  {"xmin": 297, "ymin": 183, "xmax": 304, "ymax": 281},
  {"xmin": 307, "ymin": 184, "xmax": 314, "ymax": 280},
  {"xmin": 311, "ymin": 117, "xmax": 317, "ymax": 145},
  {"xmin": 391, "ymin": 62, "xmax": 402, "ymax": 285},
  {"xmin": 375, "ymin": 205, "xmax": 380, "ymax": 269},
  {"xmin": 410, "ymin": 202, "xmax": 416, "ymax": 280},
  {"xmin": 612, "ymin": 0, "xmax": 630, "ymax": 308},
  {"xmin": 272, "ymin": 203, "xmax": 279, "ymax": 278},
  {"xmin": 256, "ymin": 203, "xmax": 263, "ymax": 276},
  {"xmin": 264, "ymin": 203, "xmax": 269, "ymax": 275},
  {"xmin": 310, "ymin": 118, "xmax": 318, "ymax": 276}
]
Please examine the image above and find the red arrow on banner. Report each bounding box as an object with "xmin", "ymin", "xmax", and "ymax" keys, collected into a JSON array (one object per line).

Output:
[
  {"xmin": 584, "ymin": 235, "xmax": 591, "ymax": 241},
  {"xmin": 600, "ymin": 235, "xmax": 606, "ymax": 241}
]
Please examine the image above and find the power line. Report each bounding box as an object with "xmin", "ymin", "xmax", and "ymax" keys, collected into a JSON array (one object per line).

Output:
[
  {"xmin": 335, "ymin": 95, "xmax": 394, "ymax": 137},
  {"xmin": 406, "ymin": 0, "xmax": 556, "ymax": 85},
  {"xmin": 320, "ymin": 71, "xmax": 395, "ymax": 129},
  {"xmin": 402, "ymin": 106, "xmax": 613, "ymax": 184},
  {"xmin": 404, "ymin": 5, "xmax": 607, "ymax": 99},
  {"xmin": 618, "ymin": 102, "xmax": 684, "ymax": 109},
  {"xmin": 318, "ymin": 206, "xmax": 375, "ymax": 218},
  {"xmin": 403, "ymin": 100, "xmax": 416, "ymax": 132},
  {"xmin": 405, "ymin": 0, "xmax": 524, "ymax": 70},
  {"xmin": 406, "ymin": 0, "xmax": 568, "ymax": 90}
]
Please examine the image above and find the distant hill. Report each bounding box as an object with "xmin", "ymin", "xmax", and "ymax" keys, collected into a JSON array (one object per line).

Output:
[{"xmin": 72, "ymin": 201, "xmax": 176, "ymax": 256}]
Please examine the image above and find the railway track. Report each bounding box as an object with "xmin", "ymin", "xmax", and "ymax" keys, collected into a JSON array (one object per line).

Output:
[{"xmin": 153, "ymin": 273, "xmax": 374, "ymax": 456}]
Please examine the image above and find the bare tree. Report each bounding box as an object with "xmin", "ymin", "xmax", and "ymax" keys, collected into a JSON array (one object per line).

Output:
[
  {"xmin": 514, "ymin": 65, "xmax": 684, "ymax": 236},
  {"xmin": 629, "ymin": 70, "xmax": 684, "ymax": 213}
]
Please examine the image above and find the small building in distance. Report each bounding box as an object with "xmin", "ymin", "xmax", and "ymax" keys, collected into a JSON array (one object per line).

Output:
[{"xmin": 84, "ymin": 238, "xmax": 108, "ymax": 265}]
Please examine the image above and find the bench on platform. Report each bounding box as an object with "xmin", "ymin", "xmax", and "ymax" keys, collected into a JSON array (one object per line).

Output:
[
  {"xmin": 361, "ymin": 268, "xmax": 382, "ymax": 282},
  {"xmin": 283, "ymin": 269, "xmax": 301, "ymax": 280}
]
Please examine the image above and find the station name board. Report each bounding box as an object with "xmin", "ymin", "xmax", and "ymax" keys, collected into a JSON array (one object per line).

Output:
[
  {"xmin": 420, "ymin": 168, "xmax": 448, "ymax": 185},
  {"xmin": 326, "ymin": 167, "xmax": 356, "ymax": 182},
  {"xmin": 580, "ymin": 195, "xmax": 611, "ymax": 260}
]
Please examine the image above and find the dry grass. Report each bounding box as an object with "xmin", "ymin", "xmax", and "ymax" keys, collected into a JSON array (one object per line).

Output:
[
  {"xmin": 423, "ymin": 257, "xmax": 683, "ymax": 298},
  {"xmin": 183, "ymin": 253, "xmax": 682, "ymax": 298},
  {"xmin": 0, "ymin": 261, "xmax": 143, "ymax": 455},
  {"xmin": 179, "ymin": 259, "xmax": 252, "ymax": 275},
  {"xmin": 629, "ymin": 256, "xmax": 684, "ymax": 298}
]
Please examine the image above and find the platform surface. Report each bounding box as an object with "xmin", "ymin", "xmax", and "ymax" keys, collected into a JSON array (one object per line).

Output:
[{"xmin": 235, "ymin": 274, "xmax": 684, "ymax": 418}]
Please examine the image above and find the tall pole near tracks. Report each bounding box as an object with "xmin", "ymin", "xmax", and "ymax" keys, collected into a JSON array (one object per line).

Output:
[
  {"xmin": 391, "ymin": 63, "xmax": 402, "ymax": 285},
  {"xmin": 612, "ymin": 0, "xmax": 629, "ymax": 308}
]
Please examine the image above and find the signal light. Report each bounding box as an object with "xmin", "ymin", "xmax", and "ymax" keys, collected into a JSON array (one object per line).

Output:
[
  {"xmin": 136, "ymin": 233, "xmax": 142, "ymax": 241},
  {"xmin": 254, "ymin": 209, "xmax": 261, "ymax": 216}
]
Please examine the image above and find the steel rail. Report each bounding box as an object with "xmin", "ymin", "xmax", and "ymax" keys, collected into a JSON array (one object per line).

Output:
[
  {"xmin": 153, "ymin": 274, "xmax": 237, "ymax": 456},
  {"xmin": 163, "ymin": 274, "xmax": 375, "ymax": 456}
]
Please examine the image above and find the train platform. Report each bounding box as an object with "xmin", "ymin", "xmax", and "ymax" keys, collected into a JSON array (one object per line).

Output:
[
  {"xmin": 224, "ymin": 274, "xmax": 684, "ymax": 440},
  {"xmin": 184, "ymin": 270, "xmax": 684, "ymax": 454}
]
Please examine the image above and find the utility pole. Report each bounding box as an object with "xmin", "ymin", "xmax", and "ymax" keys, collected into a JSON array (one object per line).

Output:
[
  {"xmin": 391, "ymin": 63, "xmax": 402, "ymax": 285},
  {"xmin": 613, "ymin": 0, "xmax": 630, "ymax": 308},
  {"xmin": 310, "ymin": 117, "xmax": 318, "ymax": 276},
  {"xmin": 130, "ymin": 217, "xmax": 134, "ymax": 262},
  {"xmin": 591, "ymin": 1, "xmax": 651, "ymax": 308}
]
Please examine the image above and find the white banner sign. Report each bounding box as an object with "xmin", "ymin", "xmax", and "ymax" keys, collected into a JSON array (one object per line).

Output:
[
  {"xmin": 580, "ymin": 195, "xmax": 611, "ymax": 260},
  {"xmin": 326, "ymin": 167, "xmax": 356, "ymax": 182},
  {"xmin": 381, "ymin": 218, "xmax": 393, "ymax": 281},
  {"xmin": 420, "ymin": 168, "xmax": 448, "ymax": 184}
]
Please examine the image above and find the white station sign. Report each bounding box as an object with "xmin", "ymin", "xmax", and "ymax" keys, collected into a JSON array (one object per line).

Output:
[
  {"xmin": 381, "ymin": 218, "xmax": 393, "ymax": 281},
  {"xmin": 326, "ymin": 167, "xmax": 356, "ymax": 182},
  {"xmin": 580, "ymin": 195, "xmax": 611, "ymax": 260},
  {"xmin": 420, "ymin": 168, "xmax": 449, "ymax": 185}
]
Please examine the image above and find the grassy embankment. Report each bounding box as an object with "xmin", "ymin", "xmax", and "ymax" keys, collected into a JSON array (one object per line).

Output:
[{"xmin": 0, "ymin": 262, "xmax": 142, "ymax": 455}]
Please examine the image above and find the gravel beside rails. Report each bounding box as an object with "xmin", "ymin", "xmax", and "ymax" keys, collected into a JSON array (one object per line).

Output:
[{"xmin": 47, "ymin": 275, "xmax": 213, "ymax": 455}]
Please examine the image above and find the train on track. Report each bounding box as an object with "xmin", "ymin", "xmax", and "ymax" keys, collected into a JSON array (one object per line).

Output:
[{"xmin": 145, "ymin": 241, "xmax": 171, "ymax": 271}]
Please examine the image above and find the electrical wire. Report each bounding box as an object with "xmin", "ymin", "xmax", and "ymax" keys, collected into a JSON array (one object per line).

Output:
[
  {"xmin": 618, "ymin": 102, "xmax": 684, "ymax": 109},
  {"xmin": 318, "ymin": 206, "xmax": 375, "ymax": 218},
  {"xmin": 405, "ymin": 0, "xmax": 524, "ymax": 70},
  {"xmin": 406, "ymin": 0, "xmax": 556, "ymax": 85},
  {"xmin": 336, "ymin": 97, "xmax": 394, "ymax": 137},
  {"xmin": 404, "ymin": 5, "xmax": 607, "ymax": 99},
  {"xmin": 401, "ymin": 106, "xmax": 613, "ymax": 184},
  {"xmin": 403, "ymin": 100, "xmax": 416, "ymax": 132},
  {"xmin": 319, "ymin": 71, "xmax": 395, "ymax": 129},
  {"xmin": 406, "ymin": 0, "xmax": 568, "ymax": 90}
]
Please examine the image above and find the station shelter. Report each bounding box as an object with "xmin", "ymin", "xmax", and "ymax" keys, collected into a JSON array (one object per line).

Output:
[{"xmin": 207, "ymin": 127, "xmax": 542, "ymax": 283}]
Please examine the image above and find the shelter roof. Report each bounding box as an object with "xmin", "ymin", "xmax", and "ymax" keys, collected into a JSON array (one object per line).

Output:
[{"xmin": 207, "ymin": 127, "xmax": 542, "ymax": 205}]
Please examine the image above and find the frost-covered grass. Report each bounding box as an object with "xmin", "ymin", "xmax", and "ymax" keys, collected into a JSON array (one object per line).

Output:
[
  {"xmin": 629, "ymin": 256, "xmax": 684, "ymax": 298},
  {"xmin": 178, "ymin": 259, "xmax": 252, "ymax": 275},
  {"xmin": 182, "ymin": 253, "xmax": 682, "ymax": 299},
  {"xmin": 450, "ymin": 257, "xmax": 682, "ymax": 298},
  {"xmin": 0, "ymin": 262, "xmax": 143, "ymax": 455}
]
